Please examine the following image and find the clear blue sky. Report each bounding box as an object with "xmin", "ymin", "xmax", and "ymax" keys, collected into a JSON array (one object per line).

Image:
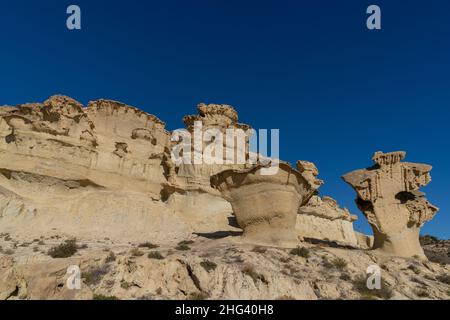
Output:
[{"xmin": 1, "ymin": 0, "xmax": 448, "ymax": 238}]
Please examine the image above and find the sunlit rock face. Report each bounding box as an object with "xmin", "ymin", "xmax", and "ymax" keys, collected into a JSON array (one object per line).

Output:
[
  {"xmin": 297, "ymin": 195, "xmax": 359, "ymax": 246},
  {"xmin": 169, "ymin": 103, "xmax": 252, "ymax": 195},
  {"xmin": 211, "ymin": 162, "xmax": 322, "ymax": 247},
  {"xmin": 342, "ymin": 151, "xmax": 439, "ymax": 259},
  {"xmin": 0, "ymin": 96, "xmax": 171, "ymax": 197},
  {"xmin": 0, "ymin": 95, "xmax": 362, "ymax": 247}
]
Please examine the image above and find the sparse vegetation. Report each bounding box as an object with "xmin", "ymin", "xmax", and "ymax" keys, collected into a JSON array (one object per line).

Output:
[
  {"xmin": 276, "ymin": 295, "xmax": 295, "ymax": 300},
  {"xmin": 0, "ymin": 246, "xmax": 14, "ymax": 255},
  {"xmin": 200, "ymin": 260, "xmax": 217, "ymax": 272},
  {"xmin": 148, "ymin": 251, "xmax": 164, "ymax": 260},
  {"xmin": 93, "ymin": 294, "xmax": 119, "ymax": 300},
  {"xmin": 120, "ymin": 281, "xmax": 132, "ymax": 290},
  {"xmin": 420, "ymin": 235, "xmax": 439, "ymax": 246},
  {"xmin": 179, "ymin": 240, "xmax": 194, "ymax": 245},
  {"xmin": 321, "ymin": 256, "xmax": 333, "ymax": 268},
  {"xmin": 290, "ymin": 247, "xmax": 309, "ymax": 258},
  {"xmin": 47, "ymin": 239, "xmax": 78, "ymax": 258},
  {"xmin": 175, "ymin": 243, "xmax": 191, "ymax": 251},
  {"xmin": 130, "ymin": 248, "xmax": 144, "ymax": 257},
  {"xmin": 105, "ymin": 251, "xmax": 116, "ymax": 263},
  {"xmin": 424, "ymin": 274, "xmax": 435, "ymax": 281},
  {"xmin": 38, "ymin": 240, "xmax": 45, "ymax": 245},
  {"xmin": 340, "ymin": 273, "xmax": 351, "ymax": 281},
  {"xmin": 176, "ymin": 240, "xmax": 194, "ymax": 251},
  {"xmin": 352, "ymin": 276, "xmax": 393, "ymax": 300},
  {"xmin": 82, "ymin": 265, "xmax": 110, "ymax": 286},
  {"xmin": 138, "ymin": 242, "xmax": 159, "ymax": 249},
  {"xmin": 33, "ymin": 246, "xmax": 39, "ymax": 252},
  {"xmin": 104, "ymin": 280, "xmax": 115, "ymax": 288},
  {"xmin": 436, "ymin": 274, "xmax": 450, "ymax": 285},
  {"xmin": 252, "ymin": 246, "xmax": 267, "ymax": 254},
  {"xmin": 331, "ymin": 257, "xmax": 348, "ymax": 270},
  {"xmin": 187, "ymin": 292, "xmax": 209, "ymax": 300},
  {"xmin": 408, "ymin": 264, "xmax": 421, "ymax": 275},
  {"xmin": 242, "ymin": 265, "xmax": 268, "ymax": 284},
  {"xmin": 19, "ymin": 242, "xmax": 31, "ymax": 247},
  {"xmin": 414, "ymin": 289, "xmax": 430, "ymax": 298}
]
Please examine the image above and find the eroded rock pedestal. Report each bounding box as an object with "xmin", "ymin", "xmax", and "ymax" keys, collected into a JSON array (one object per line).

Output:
[
  {"xmin": 342, "ymin": 151, "xmax": 439, "ymax": 259},
  {"xmin": 211, "ymin": 162, "xmax": 322, "ymax": 247}
]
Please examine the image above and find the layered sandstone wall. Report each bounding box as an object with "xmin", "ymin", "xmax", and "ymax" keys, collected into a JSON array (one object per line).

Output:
[{"xmin": 0, "ymin": 95, "xmax": 363, "ymax": 247}]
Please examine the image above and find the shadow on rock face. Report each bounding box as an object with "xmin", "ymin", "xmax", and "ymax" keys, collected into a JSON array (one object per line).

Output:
[
  {"xmin": 304, "ymin": 238, "xmax": 358, "ymax": 250},
  {"xmin": 194, "ymin": 231, "xmax": 243, "ymax": 240}
]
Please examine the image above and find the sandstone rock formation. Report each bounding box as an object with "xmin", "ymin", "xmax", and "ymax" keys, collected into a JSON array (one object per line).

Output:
[
  {"xmin": 0, "ymin": 95, "xmax": 367, "ymax": 248},
  {"xmin": 297, "ymin": 195, "xmax": 359, "ymax": 246},
  {"xmin": 342, "ymin": 151, "xmax": 439, "ymax": 259},
  {"xmin": 211, "ymin": 161, "xmax": 323, "ymax": 247},
  {"xmin": 0, "ymin": 96, "xmax": 447, "ymax": 301},
  {"xmin": 0, "ymin": 97, "xmax": 236, "ymax": 243}
]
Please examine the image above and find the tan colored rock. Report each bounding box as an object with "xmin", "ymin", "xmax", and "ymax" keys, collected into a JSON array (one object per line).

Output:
[
  {"xmin": 297, "ymin": 195, "xmax": 359, "ymax": 246},
  {"xmin": 354, "ymin": 231, "xmax": 374, "ymax": 249},
  {"xmin": 169, "ymin": 103, "xmax": 251, "ymax": 195},
  {"xmin": 342, "ymin": 151, "xmax": 439, "ymax": 259},
  {"xmin": 0, "ymin": 97, "xmax": 235, "ymax": 243},
  {"xmin": 211, "ymin": 162, "xmax": 322, "ymax": 247},
  {"xmin": 295, "ymin": 161, "xmax": 360, "ymax": 247},
  {"xmin": 0, "ymin": 96, "xmax": 359, "ymax": 248}
]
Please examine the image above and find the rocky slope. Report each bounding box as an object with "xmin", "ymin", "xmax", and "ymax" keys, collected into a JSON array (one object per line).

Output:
[
  {"xmin": 1, "ymin": 233, "xmax": 449, "ymax": 300},
  {"xmin": 421, "ymin": 236, "xmax": 450, "ymax": 265}
]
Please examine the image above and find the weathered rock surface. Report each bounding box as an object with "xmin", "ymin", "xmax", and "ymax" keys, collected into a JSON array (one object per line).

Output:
[
  {"xmin": 1, "ymin": 235, "xmax": 449, "ymax": 300},
  {"xmin": 0, "ymin": 97, "xmax": 446, "ymax": 300},
  {"xmin": 0, "ymin": 97, "xmax": 238, "ymax": 243},
  {"xmin": 297, "ymin": 195, "xmax": 359, "ymax": 246},
  {"xmin": 342, "ymin": 151, "xmax": 439, "ymax": 259},
  {"xmin": 211, "ymin": 162, "xmax": 322, "ymax": 247},
  {"xmin": 0, "ymin": 96, "xmax": 362, "ymax": 248}
]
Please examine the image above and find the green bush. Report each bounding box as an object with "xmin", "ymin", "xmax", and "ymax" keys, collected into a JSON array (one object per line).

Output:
[
  {"xmin": 93, "ymin": 294, "xmax": 119, "ymax": 300},
  {"xmin": 332, "ymin": 257, "xmax": 348, "ymax": 270},
  {"xmin": 131, "ymin": 248, "xmax": 144, "ymax": 257},
  {"xmin": 437, "ymin": 274, "xmax": 450, "ymax": 285},
  {"xmin": 48, "ymin": 239, "xmax": 78, "ymax": 258},
  {"xmin": 290, "ymin": 247, "xmax": 309, "ymax": 258},
  {"xmin": 148, "ymin": 251, "xmax": 164, "ymax": 260},
  {"xmin": 175, "ymin": 244, "xmax": 191, "ymax": 251},
  {"xmin": 200, "ymin": 260, "xmax": 217, "ymax": 272},
  {"xmin": 414, "ymin": 289, "xmax": 430, "ymax": 298},
  {"xmin": 138, "ymin": 242, "xmax": 159, "ymax": 249},
  {"xmin": 340, "ymin": 273, "xmax": 351, "ymax": 281},
  {"xmin": 352, "ymin": 276, "xmax": 393, "ymax": 300},
  {"xmin": 120, "ymin": 281, "xmax": 132, "ymax": 290},
  {"xmin": 187, "ymin": 292, "xmax": 209, "ymax": 300},
  {"xmin": 105, "ymin": 251, "xmax": 116, "ymax": 263},
  {"xmin": 82, "ymin": 265, "xmax": 110, "ymax": 286},
  {"xmin": 252, "ymin": 246, "xmax": 267, "ymax": 254},
  {"xmin": 242, "ymin": 265, "xmax": 268, "ymax": 284}
]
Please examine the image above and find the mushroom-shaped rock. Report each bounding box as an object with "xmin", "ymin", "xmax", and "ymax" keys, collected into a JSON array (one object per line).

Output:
[
  {"xmin": 211, "ymin": 162, "xmax": 321, "ymax": 247},
  {"xmin": 342, "ymin": 151, "xmax": 439, "ymax": 259}
]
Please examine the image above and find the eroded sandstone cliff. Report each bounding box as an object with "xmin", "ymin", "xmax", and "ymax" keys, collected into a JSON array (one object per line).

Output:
[{"xmin": 0, "ymin": 95, "xmax": 362, "ymax": 247}]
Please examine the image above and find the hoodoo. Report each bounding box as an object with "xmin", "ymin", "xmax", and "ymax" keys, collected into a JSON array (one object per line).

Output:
[{"xmin": 342, "ymin": 151, "xmax": 439, "ymax": 259}]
